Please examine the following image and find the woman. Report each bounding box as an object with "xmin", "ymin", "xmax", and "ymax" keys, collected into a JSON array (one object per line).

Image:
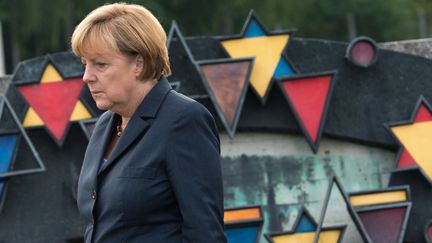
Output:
[{"xmin": 71, "ymin": 3, "xmax": 226, "ymax": 243}]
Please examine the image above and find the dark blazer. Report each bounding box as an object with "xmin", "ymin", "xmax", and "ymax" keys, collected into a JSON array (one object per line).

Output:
[{"xmin": 77, "ymin": 77, "xmax": 226, "ymax": 243}]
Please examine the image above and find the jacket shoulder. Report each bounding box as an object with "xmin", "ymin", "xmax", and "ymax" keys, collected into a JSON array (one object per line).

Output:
[{"xmin": 165, "ymin": 90, "xmax": 212, "ymax": 117}]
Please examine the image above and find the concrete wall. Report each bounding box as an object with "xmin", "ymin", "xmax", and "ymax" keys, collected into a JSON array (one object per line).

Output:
[{"xmin": 220, "ymin": 132, "xmax": 395, "ymax": 242}]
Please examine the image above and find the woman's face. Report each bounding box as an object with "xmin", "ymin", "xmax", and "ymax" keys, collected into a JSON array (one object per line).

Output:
[{"xmin": 81, "ymin": 49, "xmax": 142, "ymax": 113}]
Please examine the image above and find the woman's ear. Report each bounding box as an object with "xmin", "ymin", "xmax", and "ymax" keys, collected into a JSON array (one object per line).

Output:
[{"xmin": 135, "ymin": 55, "xmax": 144, "ymax": 77}]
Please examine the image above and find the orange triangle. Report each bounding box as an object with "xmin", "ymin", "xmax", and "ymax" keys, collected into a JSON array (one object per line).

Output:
[{"xmin": 200, "ymin": 60, "xmax": 251, "ymax": 135}]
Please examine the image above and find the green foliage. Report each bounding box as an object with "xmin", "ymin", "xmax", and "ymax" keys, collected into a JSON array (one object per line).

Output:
[{"xmin": 0, "ymin": 0, "xmax": 430, "ymax": 73}]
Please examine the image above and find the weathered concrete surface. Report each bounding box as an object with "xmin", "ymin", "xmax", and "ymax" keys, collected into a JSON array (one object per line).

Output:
[
  {"xmin": 220, "ymin": 132, "xmax": 395, "ymax": 242},
  {"xmin": 379, "ymin": 38, "xmax": 432, "ymax": 59}
]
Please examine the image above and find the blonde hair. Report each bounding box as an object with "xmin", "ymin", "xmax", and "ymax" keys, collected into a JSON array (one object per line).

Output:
[{"xmin": 71, "ymin": 2, "xmax": 171, "ymax": 79}]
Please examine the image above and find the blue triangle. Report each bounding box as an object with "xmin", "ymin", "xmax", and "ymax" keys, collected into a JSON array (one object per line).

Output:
[
  {"xmin": 273, "ymin": 58, "xmax": 294, "ymax": 77},
  {"xmin": 295, "ymin": 214, "xmax": 316, "ymax": 233},
  {"xmin": 0, "ymin": 134, "xmax": 18, "ymax": 197},
  {"xmin": 225, "ymin": 226, "xmax": 258, "ymax": 243},
  {"xmin": 244, "ymin": 19, "xmax": 266, "ymax": 38}
]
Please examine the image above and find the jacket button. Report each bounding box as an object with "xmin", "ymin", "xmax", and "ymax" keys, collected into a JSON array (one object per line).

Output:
[{"xmin": 91, "ymin": 190, "xmax": 97, "ymax": 199}]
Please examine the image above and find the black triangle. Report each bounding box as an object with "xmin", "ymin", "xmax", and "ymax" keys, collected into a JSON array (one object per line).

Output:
[{"xmin": 167, "ymin": 21, "xmax": 207, "ymax": 98}]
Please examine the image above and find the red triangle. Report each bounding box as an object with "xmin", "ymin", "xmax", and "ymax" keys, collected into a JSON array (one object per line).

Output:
[
  {"xmin": 200, "ymin": 61, "xmax": 250, "ymax": 129},
  {"xmin": 415, "ymin": 104, "xmax": 432, "ymax": 122},
  {"xmin": 18, "ymin": 78, "xmax": 84, "ymax": 142},
  {"xmin": 358, "ymin": 206, "xmax": 407, "ymax": 243},
  {"xmin": 281, "ymin": 75, "xmax": 332, "ymax": 143},
  {"xmin": 397, "ymin": 149, "xmax": 418, "ymax": 168}
]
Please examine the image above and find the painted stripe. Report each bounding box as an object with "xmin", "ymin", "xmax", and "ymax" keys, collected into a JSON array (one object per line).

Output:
[
  {"xmin": 224, "ymin": 208, "xmax": 261, "ymax": 222},
  {"xmin": 271, "ymin": 230, "xmax": 341, "ymax": 243},
  {"xmin": 350, "ymin": 191, "xmax": 407, "ymax": 206},
  {"xmin": 272, "ymin": 232, "xmax": 315, "ymax": 243}
]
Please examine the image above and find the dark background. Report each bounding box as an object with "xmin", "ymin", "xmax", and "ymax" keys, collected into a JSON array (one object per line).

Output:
[{"xmin": 0, "ymin": 0, "xmax": 432, "ymax": 73}]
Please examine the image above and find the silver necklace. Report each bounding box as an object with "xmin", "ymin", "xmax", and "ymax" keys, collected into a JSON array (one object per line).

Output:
[{"xmin": 116, "ymin": 122, "xmax": 122, "ymax": 137}]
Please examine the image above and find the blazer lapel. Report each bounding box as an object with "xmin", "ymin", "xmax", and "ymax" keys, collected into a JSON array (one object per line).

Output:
[
  {"xmin": 86, "ymin": 112, "xmax": 116, "ymax": 185},
  {"xmin": 98, "ymin": 77, "xmax": 172, "ymax": 174},
  {"xmin": 98, "ymin": 116, "xmax": 150, "ymax": 174}
]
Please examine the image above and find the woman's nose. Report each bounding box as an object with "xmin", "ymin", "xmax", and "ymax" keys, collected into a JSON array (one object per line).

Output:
[{"xmin": 82, "ymin": 66, "xmax": 94, "ymax": 83}]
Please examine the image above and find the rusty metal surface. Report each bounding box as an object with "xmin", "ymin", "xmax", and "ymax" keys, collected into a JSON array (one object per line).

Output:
[{"xmin": 200, "ymin": 60, "xmax": 250, "ymax": 128}]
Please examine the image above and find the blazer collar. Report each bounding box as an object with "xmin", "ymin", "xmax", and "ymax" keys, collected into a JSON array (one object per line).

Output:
[
  {"xmin": 98, "ymin": 76, "xmax": 172, "ymax": 174},
  {"xmin": 136, "ymin": 76, "xmax": 172, "ymax": 119}
]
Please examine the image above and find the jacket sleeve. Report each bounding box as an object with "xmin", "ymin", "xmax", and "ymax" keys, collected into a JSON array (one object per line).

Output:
[{"xmin": 166, "ymin": 101, "xmax": 227, "ymax": 243}]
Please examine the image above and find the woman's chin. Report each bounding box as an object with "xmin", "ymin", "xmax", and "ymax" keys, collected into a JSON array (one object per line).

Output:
[{"xmin": 95, "ymin": 102, "xmax": 111, "ymax": 111}]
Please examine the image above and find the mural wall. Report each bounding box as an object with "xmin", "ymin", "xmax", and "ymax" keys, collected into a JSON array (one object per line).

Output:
[{"xmin": 0, "ymin": 10, "xmax": 432, "ymax": 243}]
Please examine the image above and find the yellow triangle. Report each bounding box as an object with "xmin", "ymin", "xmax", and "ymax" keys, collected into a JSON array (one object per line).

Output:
[
  {"xmin": 271, "ymin": 230, "xmax": 341, "ymax": 243},
  {"xmin": 318, "ymin": 229, "xmax": 342, "ymax": 243},
  {"xmin": 221, "ymin": 35, "xmax": 289, "ymax": 97},
  {"xmin": 23, "ymin": 107, "xmax": 44, "ymax": 127},
  {"xmin": 392, "ymin": 121, "xmax": 432, "ymax": 180},
  {"xmin": 271, "ymin": 232, "xmax": 315, "ymax": 243},
  {"xmin": 70, "ymin": 101, "xmax": 92, "ymax": 121},
  {"xmin": 40, "ymin": 64, "xmax": 63, "ymax": 83}
]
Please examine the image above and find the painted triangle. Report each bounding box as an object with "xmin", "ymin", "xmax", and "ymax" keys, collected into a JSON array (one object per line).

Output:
[
  {"xmin": 0, "ymin": 134, "xmax": 18, "ymax": 197},
  {"xmin": 357, "ymin": 205, "xmax": 408, "ymax": 243},
  {"xmin": 22, "ymin": 107, "xmax": 44, "ymax": 127},
  {"xmin": 222, "ymin": 35, "xmax": 289, "ymax": 99},
  {"xmin": 70, "ymin": 101, "xmax": 92, "ymax": 121},
  {"xmin": 0, "ymin": 134, "xmax": 17, "ymax": 173},
  {"xmin": 220, "ymin": 11, "xmax": 295, "ymax": 103},
  {"xmin": 273, "ymin": 58, "xmax": 294, "ymax": 77},
  {"xmin": 225, "ymin": 227, "xmax": 259, "ymax": 243},
  {"xmin": 17, "ymin": 78, "xmax": 84, "ymax": 142},
  {"xmin": 40, "ymin": 64, "xmax": 62, "ymax": 83},
  {"xmin": 199, "ymin": 59, "xmax": 251, "ymax": 137},
  {"xmin": 415, "ymin": 104, "xmax": 432, "ymax": 122},
  {"xmin": 279, "ymin": 73, "xmax": 335, "ymax": 152},
  {"xmin": 244, "ymin": 19, "xmax": 266, "ymax": 38},
  {"xmin": 296, "ymin": 214, "xmax": 317, "ymax": 233},
  {"xmin": 397, "ymin": 149, "xmax": 417, "ymax": 168}
]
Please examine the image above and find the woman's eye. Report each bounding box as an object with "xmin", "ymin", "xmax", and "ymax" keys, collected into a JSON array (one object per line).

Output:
[{"xmin": 95, "ymin": 62, "xmax": 107, "ymax": 68}]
